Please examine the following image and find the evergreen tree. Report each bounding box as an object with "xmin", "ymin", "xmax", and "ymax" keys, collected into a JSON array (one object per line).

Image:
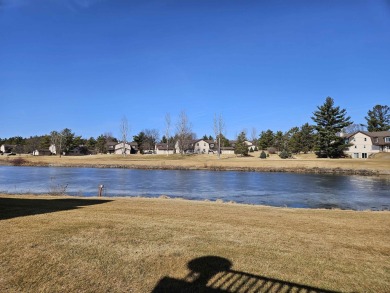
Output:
[
  {"xmin": 133, "ymin": 132, "xmax": 146, "ymax": 154},
  {"xmin": 258, "ymin": 130, "xmax": 274, "ymax": 150},
  {"xmin": 311, "ymin": 97, "xmax": 352, "ymax": 158},
  {"xmin": 86, "ymin": 137, "xmax": 97, "ymax": 152},
  {"xmin": 272, "ymin": 130, "xmax": 285, "ymax": 151},
  {"xmin": 61, "ymin": 128, "xmax": 76, "ymax": 154},
  {"xmin": 234, "ymin": 131, "xmax": 248, "ymax": 156},
  {"xmin": 96, "ymin": 135, "xmax": 107, "ymax": 154},
  {"xmin": 285, "ymin": 127, "xmax": 301, "ymax": 154},
  {"xmin": 259, "ymin": 150, "xmax": 266, "ymax": 159},
  {"xmin": 299, "ymin": 123, "xmax": 315, "ymax": 153},
  {"xmin": 365, "ymin": 105, "xmax": 390, "ymax": 132},
  {"xmin": 216, "ymin": 133, "xmax": 230, "ymax": 147}
]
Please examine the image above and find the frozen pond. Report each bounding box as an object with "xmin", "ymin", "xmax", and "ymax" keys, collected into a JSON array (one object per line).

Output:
[{"xmin": 0, "ymin": 166, "xmax": 389, "ymax": 210}]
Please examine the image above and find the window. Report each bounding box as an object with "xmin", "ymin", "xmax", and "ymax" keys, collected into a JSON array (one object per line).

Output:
[
  {"xmin": 385, "ymin": 137, "xmax": 390, "ymax": 143},
  {"xmin": 375, "ymin": 138, "xmax": 379, "ymax": 143},
  {"xmin": 364, "ymin": 138, "xmax": 367, "ymax": 141},
  {"xmin": 353, "ymin": 153, "xmax": 359, "ymax": 158},
  {"xmin": 362, "ymin": 153, "xmax": 367, "ymax": 159},
  {"xmin": 204, "ymin": 143, "xmax": 206, "ymax": 146},
  {"xmin": 355, "ymin": 146, "xmax": 357, "ymax": 148},
  {"xmin": 197, "ymin": 143, "xmax": 199, "ymax": 146},
  {"xmin": 364, "ymin": 145, "xmax": 366, "ymax": 148}
]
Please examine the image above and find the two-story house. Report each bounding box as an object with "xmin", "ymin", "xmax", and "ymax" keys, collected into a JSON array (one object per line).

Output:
[{"xmin": 345, "ymin": 131, "xmax": 390, "ymax": 158}]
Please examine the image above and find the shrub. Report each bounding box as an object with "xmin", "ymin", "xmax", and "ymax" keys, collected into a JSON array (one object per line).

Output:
[
  {"xmin": 279, "ymin": 150, "xmax": 291, "ymax": 159},
  {"xmin": 267, "ymin": 147, "xmax": 277, "ymax": 154},
  {"xmin": 249, "ymin": 148, "xmax": 254, "ymax": 153},
  {"xmin": 260, "ymin": 151, "xmax": 267, "ymax": 159},
  {"xmin": 254, "ymin": 146, "xmax": 258, "ymax": 151}
]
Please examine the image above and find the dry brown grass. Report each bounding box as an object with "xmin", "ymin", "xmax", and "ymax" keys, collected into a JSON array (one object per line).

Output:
[
  {"xmin": 1, "ymin": 152, "xmax": 390, "ymax": 174},
  {"xmin": 1, "ymin": 194, "xmax": 389, "ymax": 292}
]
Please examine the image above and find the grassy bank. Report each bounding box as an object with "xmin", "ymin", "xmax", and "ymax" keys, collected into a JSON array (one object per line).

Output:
[
  {"xmin": 1, "ymin": 152, "xmax": 390, "ymax": 175},
  {"xmin": 1, "ymin": 194, "xmax": 389, "ymax": 292}
]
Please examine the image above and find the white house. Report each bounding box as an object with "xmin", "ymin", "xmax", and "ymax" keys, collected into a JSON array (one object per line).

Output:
[
  {"xmin": 0, "ymin": 144, "xmax": 15, "ymax": 154},
  {"xmin": 33, "ymin": 149, "xmax": 52, "ymax": 156},
  {"xmin": 345, "ymin": 131, "xmax": 390, "ymax": 158},
  {"xmin": 193, "ymin": 139, "xmax": 216, "ymax": 154},
  {"xmin": 49, "ymin": 144, "xmax": 57, "ymax": 154}
]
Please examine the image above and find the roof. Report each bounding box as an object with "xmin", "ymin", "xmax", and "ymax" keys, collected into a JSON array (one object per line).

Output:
[
  {"xmin": 155, "ymin": 143, "xmax": 175, "ymax": 150},
  {"xmin": 347, "ymin": 131, "xmax": 390, "ymax": 146}
]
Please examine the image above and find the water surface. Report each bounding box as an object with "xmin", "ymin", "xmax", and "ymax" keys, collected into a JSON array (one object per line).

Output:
[{"xmin": 0, "ymin": 166, "xmax": 389, "ymax": 210}]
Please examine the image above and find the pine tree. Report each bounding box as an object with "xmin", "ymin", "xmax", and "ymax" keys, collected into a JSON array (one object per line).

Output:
[
  {"xmin": 234, "ymin": 131, "xmax": 248, "ymax": 156},
  {"xmin": 258, "ymin": 130, "xmax": 274, "ymax": 150},
  {"xmin": 311, "ymin": 97, "xmax": 352, "ymax": 158},
  {"xmin": 365, "ymin": 105, "xmax": 390, "ymax": 132}
]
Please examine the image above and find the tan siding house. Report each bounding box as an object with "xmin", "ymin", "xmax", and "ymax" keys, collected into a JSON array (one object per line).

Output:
[{"xmin": 345, "ymin": 131, "xmax": 390, "ymax": 158}]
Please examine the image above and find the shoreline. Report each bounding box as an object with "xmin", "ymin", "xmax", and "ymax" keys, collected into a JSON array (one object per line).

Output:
[
  {"xmin": 0, "ymin": 159, "xmax": 387, "ymax": 176},
  {"xmin": 1, "ymin": 193, "xmax": 388, "ymax": 212}
]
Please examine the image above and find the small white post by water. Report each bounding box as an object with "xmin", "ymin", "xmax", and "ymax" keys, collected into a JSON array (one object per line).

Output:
[{"xmin": 98, "ymin": 184, "xmax": 104, "ymax": 197}]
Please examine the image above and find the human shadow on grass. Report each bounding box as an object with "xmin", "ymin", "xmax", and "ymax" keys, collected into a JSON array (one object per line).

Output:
[
  {"xmin": 153, "ymin": 256, "xmax": 340, "ymax": 293},
  {"xmin": 0, "ymin": 197, "xmax": 112, "ymax": 220}
]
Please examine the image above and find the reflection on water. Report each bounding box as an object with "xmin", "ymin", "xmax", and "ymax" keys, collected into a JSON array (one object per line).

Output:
[{"xmin": 0, "ymin": 166, "xmax": 389, "ymax": 210}]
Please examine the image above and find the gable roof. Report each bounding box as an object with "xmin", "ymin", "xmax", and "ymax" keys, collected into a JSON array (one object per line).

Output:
[{"xmin": 347, "ymin": 131, "xmax": 390, "ymax": 146}]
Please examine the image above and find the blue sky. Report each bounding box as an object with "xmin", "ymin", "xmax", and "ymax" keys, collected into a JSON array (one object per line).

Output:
[{"xmin": 1, "ymin": 0, "xmax": 389, "ymax": 140}]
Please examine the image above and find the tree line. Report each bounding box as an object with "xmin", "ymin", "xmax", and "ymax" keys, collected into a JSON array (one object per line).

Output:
[{"xmin": 1, "ymin": 99, "xmax": 389, "ymax": 158}]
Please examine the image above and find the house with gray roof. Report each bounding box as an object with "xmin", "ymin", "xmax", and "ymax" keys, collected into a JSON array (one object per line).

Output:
[{"xmin": 344, "ymin": 131, "xmax": 390, "ymax": 158}]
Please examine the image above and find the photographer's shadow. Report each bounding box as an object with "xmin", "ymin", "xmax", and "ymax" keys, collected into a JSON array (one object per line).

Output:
[{"xmin": 153, "ymin": 256, "xmax": 339, "ymax": 293}]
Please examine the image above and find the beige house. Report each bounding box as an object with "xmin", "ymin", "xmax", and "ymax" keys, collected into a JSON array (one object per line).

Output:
[
  {"xmin": 155, "ymin": 143, "xmax": 175, "ymax": 155},
  {"xmin": 114, "ymin": 142, "xmax": 138, "ymax": 155},
  {"xmin": 229, "ymin": 140, "xmax": 256, "ymax": 152},
  {"xmin": 345, "ymin": 131, "xmax": 390, "ymax": 158},
  {"xmin": 220, "ymin": 146, "xmax": 235, "ymax": 155},
  {"xmin": 193, "ymin": 139, "xmax": 216, "ymax": 154}
]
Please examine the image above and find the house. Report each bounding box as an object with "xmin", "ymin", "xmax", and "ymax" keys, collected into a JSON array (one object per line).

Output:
[
  {"xmin": 32, "ymin": 149, "xmax": 52, "ymax": 156},
  {"xmin": 174, "ymin": 139, "xmax": 198, "ymax": 154},
  {"xmin": 0, "ymin": 144, "xmax": 16, "ymax": 154},
  {"xmin": 106, "ymin": 141, "xmax": 117, "ymax": 154},
  {"xmin": 114, "ymin": 142, "xmax": 138, "ymax": 155},
  {"xmin": 49, "ymin": 144, "xmax": 57, "ymax": 154},
  {"xmin": 193, "ymin": 139, "xmax": 217, "ymax": 154},
  {"xmin": 345, "ymin": 131, "xmax": 390, "ymax": 158},
  {"xmin": 229, "ymin": 140, "xmax": 256, "ymax": 151},
  {"xmin": 220, "ymin": 146, "xmax": 235, "ymax": 155},
  {"xmin": 155, "ymin": 143, "xmax": 175, "ymax": 155}
]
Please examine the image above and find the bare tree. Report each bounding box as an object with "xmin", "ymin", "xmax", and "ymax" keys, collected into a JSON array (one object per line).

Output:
[
  {"xmin": 251, "ymin": 127, "xmax": 258, "ymax": 145},
  {"xmin": 213, "ymin": 113, "xmax": 225, "ymax": 159},
  {"xmin": 342, "ymin": 123, "xmax": 366, "ymax": 135},
  {"xmin": 143, "ymin": 129, "xmax": 160, "ymax": 152},
  {"xmin": 120, "ymin": 116, "xmax": 129, "ymax": 156},
  {"xmin": 165, "ymin": 113, "xmax": 171, "ymax": 156},
  {"xmin": 176, "ymin": 110, "xmax": 192, "ymax": 155}
]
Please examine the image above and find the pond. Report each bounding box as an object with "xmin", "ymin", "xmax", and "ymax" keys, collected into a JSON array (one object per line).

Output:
[{"xmin": 0, "ymin": 166, "xmax": 389, "ymax": 210}]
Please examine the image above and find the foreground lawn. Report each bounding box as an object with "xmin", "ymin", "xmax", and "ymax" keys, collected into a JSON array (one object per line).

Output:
[{"xmin": 1, "ymin": 195, "xmax": 389, "ymax": 292}]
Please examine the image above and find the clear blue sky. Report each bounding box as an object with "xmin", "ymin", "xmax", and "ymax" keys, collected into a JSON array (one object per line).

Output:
[{"xmin": 1, "ymin": 0, "xmax": 389, "ymax": 140}]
